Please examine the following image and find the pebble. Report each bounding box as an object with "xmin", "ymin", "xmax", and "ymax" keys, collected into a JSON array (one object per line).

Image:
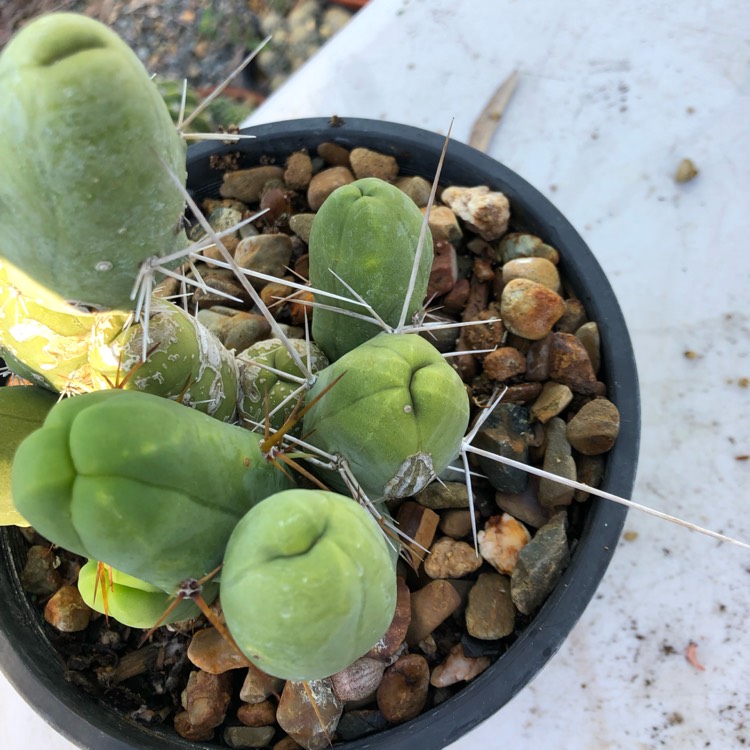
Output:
[
  {"xmin": 224, "ymin": 726, "xmax": 275, "ymax": 749},
  {"xmin": 478, "ymin": 513, "xmax": 532, "ymax": 574},
  {"xmin": 307, "ymin": 166, "xmax": 355, "ymax": 211},
  {"xmin": 575, "ymin": 321, "xmax": 601, "ymax": 374},
  {"xmin": 288, "ymin": 213, "xmax": 315, "ymax": 243},
  {"xmin": 538, "ymin": 417, "xmax": 577, "ymax": 507},
  {"xmin": 525, "ymin": 334, "xmax": 552, "ymax": 381},
  {"xmin": 530, "ymin": 381, "xmax": 574, "ymax": 423},
  {"xmin": 500, "ymin": 278, "xmax": 566, "ymax": 340},
  {"xmin": 187, "ymin": 626, "xmax": 251, "ymax": 673},
  {"xmin": 277, "ymin": 679, "xmax": 342, "ymax": 750},
  {"xmin": 548, "ymin": 331, "xmax": 603, "ymax": 394},
  {"xmin": 502, "ymin": 256, "xmax": 561, "ymax": 293},
  {"xmin": 220, "ymin": 166, "xmax": 285, "ymax": 203},
  {"xmin": 237, "ymin": 699, "xmax": 277, "ymax": 727},
  {"xmin": 235, "ymin": 234, "xmax": 294, "ymax": 287},
  {"xmin": 260, "ymin": 278, "xmax": 294, "ymax": 314},
  {"xmin": 366, "ymin": 577, "xmax": 411, "ymax": 660},
  {"xmin": 441, "ymin": 185, "xmax": 511, "ymax": 241},
  {"xmin": 406, "ymin": 579, "xmax": 462, "ymax": 645},
  {"xmin": 284, "ymin": 151, "xmax": 314, "ymax": 190},
  {"xmin": 335, "ymin": 709, "xmax": 389, "ymax": 741},
  {"xmin": 495, "ymin": 488, "xmax": 550, "ymax": 529},
  {"xmin": 424, "ymin": 205, "xmax": 463, "ymax": 245},
  {"xmin": 44, "ymin": 585, "xmax": 91, "ymax": 632},
  {"xmin": 174, "ymin": 711, "xmax": 215, "ymax": 742},
  {"xmin": 496, "ymin": 232, "xmax": 560, "ymax": 264},
  {"xmin": 483, "ymin": 346, "xmax": 527, "ymax": 381},
  {"xmin": 556, "ymin": 298, "xmax": 588, "ymax": 333},
  {"xmin": 223, "ymin": 312, "xmax": 272, "ymax": 353},
  {"xmin": 442, "ymin": 276, "xmax": 470, "ymax": 312},
  {"xmin": 472, "ymin": 403, "xmax": 532, "ymax": 494},
  {"xmin": 396, "ymin": 501, "xmax": 440, "ymax": 570},
  {"xmin": 273, "ymin": 738, "xmax": 303, "ymax": 750},
  {"xmin": 376, "ymin": 654, "xmax": 430, "ymax": 724},
  {"xmin": 427, "ymin": 239, "xmax": 459, "ymax": 298},
  {"xmin": 20, "ymin": 545, "xmax": 63, "ymax": 596},
  {"xmin": 330, "ymin": 657, "xmax": 386, "ymax": 702},
  {"xmin": 423, "ymin": 536, "xmax": 483, "ymax": 579},
  {"xmin": 240, "ymin": 668, "xmax": 285, "ymax": 704},
  {"xmin": 472, "ymin": 256, "xmax": 495, "ymax": 283},
  {"xmin": 316, "ymin": 142, "xmax": 351, "ymax": 167},
  {"xmin": 511, "ymin": 512, "xmax": 570, "ymax": 615},
  {"xmin": 415, "ymin": 481, "xmax": 470, "ymax": 509},
  {"xmin": 503, "ymin": 382, "xmax": 543, "ymax": 404},
  {"xmin": 193, "ymin": 269, "xmax": 250, "ymax": 308},
  {"xmin": 566, "ymin": 398, "xmax": 621, "ymax": 455},
  {"xmin": 430, "ymin": 643, "xmax": 491, "ymax": 687},
  {"xmin": 395, "ymin": 175, "xmax": 433, "ymax": 206},
  {"xmin": 461, "ymin": 304, "xmax": 504, "ymax": 352},
  {"xmin": 349, "ymin": 147, "xmax": 399, "ymax": 181},
  {"xmin": 178, "ymin": 670, "xmax": 233, "ymax": 739},
  {"xmin": 465, "ymin": 572, "xmax": 516, "ymax": 640},
  {"xmin": 574, "ymin": 454, "xmax": 606, "ymax": 501},
  {"xmin": 439, "ymin": 509, "xmax": 476, "ymax": 539}
]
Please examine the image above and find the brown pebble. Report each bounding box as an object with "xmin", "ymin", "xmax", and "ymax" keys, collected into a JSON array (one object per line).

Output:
[
  {"xmin": 442, "ymin": 277, "xmax": 471, "ymax": 313},
  {"xmin": 462, "ymin": 304, "xmax": 504, "ymax": 352},
  {"xmin": 366, "ymin": 576, "xmax": 411, "ymax": 660},
  {"xmin": 424, "ymin": 205, "xmax": 463, "ymax": 245},
  {"xmin": 316, "ymin": 141, "xmax": 351, "ymax": 167},
  {"xmin": 187, "ymin": 627, "xmax": 251, "ymax": 674},
  {"xmin": 415, "ymin": 481, "xmax": 470, "ymax": 510},
  {"xmin": 277, "ymin": 679, "xmax": 343, "ymax": 750},
  {"xmin": 502, "ymin": 257, "xmax": 561, "ymax": 293},
  {"xmin": 237, "ymin": 699, "xmax": 277, "ymax": 727},
  {"xmin": 182, "ymin": 670, "xmax": 233, "ymax": 734},
  {"xmin": 427, "ymin": 240, "xmax": 458, "ymax": 298},
  {"xmin": 502, "ymin": 382, "xmax": 543, "ymax": 404},
  {"xmin": 675, "ymin": 157, "xmax": 698, "ymax": 183},
  {"xmin": 174, "ymin": 710, "xmax": 215, "ymax": 742},
  {"xmin": 349, "ymin": 147, "xmax": 399, "ymax": 181},
  {"xmin": 424, "ymin": 536, "xmax": 483, "ymax": 579},
  {"xmin": 330, "ymin": 657, "xmax": 386, "ymax": 702},
  {"xmin": 235, "ymin": 234, "xmax": 294, "ymax": 286},
  {"xmin": 20, "ymin": 545, "xmax": 63, "ymax": 596},
  {"xmin": 483, "ymin": 347, "xmax": 527, "ymax": 381},
  {"xmin": 439, "ymin": 509, "xmax": 476, "ymax": 539},
  {"xmin": 260, "ymin": 278, "xmax": 294, "ymax": 315},
  {"xmin": 376, "ymin": 654, "xmax": 430, "ymax": 724},
  {"xmin": 396, "ymin": 501, "xmax": 440, "ymax": 571},
  {"xmin": 220, "ymin": 166, "xmax": 285, "ymax": 203},
  {"xmin": 395, "ymin": 175, "xmax": 433, "ymax": 206},
  {"xmin": 284, "ymin": 151, "xmax": 313, "ymax": 190},
  {"xmin": 575, "ymin": 321, "xmax": 601, "ymax": 374},
  {"xmin": 548, "ymin": 332, "xmax": 599, "ymax": 393},
  {"xmin": 472, "ymin": 257, "xmax": 495, "ymax": 283},
  {"xmin": 500, "ymin": 278, "xmax": 566, "ymax": 340},
  {"xmin": 307, "ymin": 166, "xmax": 355, "ymax": 211},
  {"xmin": 406, "ymin": 579, "xmax": 462, "ymax": 645},
  {"xmin": 240, "ymin": 668, "xmax": 284, "ymax": 704},
  {"xmin": 465, "ymin": 572, "xmax": 516, "ymax": 640},
  {"xmin": 288, "ymin": 213, "xmax": 315, "ymax": 243},
  {"xmin": 44, "ymin": 585, "xmax": 91, "ymax": 633},
  {"xmin": 495, "ymin": 488, "xmax": 550, "ymax": 529},
  {"xmin": 566, "ymin": 398, "xmax": 621, "ymax": 455},
  {"xmin": 530, "ymin": 381, "xmax": 574, "ymax": 423}
]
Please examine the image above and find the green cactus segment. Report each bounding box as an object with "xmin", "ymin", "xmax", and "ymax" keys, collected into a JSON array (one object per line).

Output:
[
  {"xmin": 11, "ymin": 389, "xmax": 293, "ymax": 591},
  {"xmin": 0, "ymin": 12, "xmax": 187, "ymax": 310},
  {"xmin": 308, "ymin": 177, "xmax": 433, "ymax": 361},
  {"xmin": 221, "ymin": 489, "xmax": 397, "ymax": 681},
  {"xmin": 237, "ymin": 338, "xmax": 328, "ymax": 432},
  {"xmin": 0, "ymin": 259, "xmax": 127, "ymax": 393},
  {"xmin": 78, "ymin": 560, "xmax": 219, "ymax": 629},
  {"xmin": 303, "ymin": 332, "xmax": 470, "ymax": 499},
  {"xmin": 0, "ymin": 385, "xmax": 58, "ymax": 526},
  {"xmin": 89, "ymin": 299, "xmax": 239, "ymax": 421}
]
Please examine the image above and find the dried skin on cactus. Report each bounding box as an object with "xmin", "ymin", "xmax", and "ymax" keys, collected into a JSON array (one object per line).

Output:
[
  {"xmin": 303, "ymin": 332, "xmax": 470, "ymax": 499},
  {"xmin": 0, "ymin": 13, "xmax": 187, "ymax": 310},
  {"xmin": 309, "ymin": 177, "xmax": 434, "ymax": 361},
  {"xmin": 220, "ymin": 489, "xmax": 398, "ymax": 681},
  {"xmin": 77, "ymin": 560, "xmax": 219, "ymax": 629},
  {"xmin": 11, "ymin": 389, "xmax": 293, "ymax": 592}
]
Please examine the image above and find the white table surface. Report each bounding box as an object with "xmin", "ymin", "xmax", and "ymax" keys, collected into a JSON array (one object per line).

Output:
[{"xmin": 2, "ymin": 0, "xmax": 749, "ymax": 748}]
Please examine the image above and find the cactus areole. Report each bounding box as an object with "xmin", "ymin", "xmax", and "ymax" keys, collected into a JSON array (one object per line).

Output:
[{"xmin": 0, "ymin": 13, "xmax": 187, "ymax": 311}]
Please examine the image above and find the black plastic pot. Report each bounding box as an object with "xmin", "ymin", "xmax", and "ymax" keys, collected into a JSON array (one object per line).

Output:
[{"xmin": 0, "ymin": 118, "xmax": 640, "ymax": 749}]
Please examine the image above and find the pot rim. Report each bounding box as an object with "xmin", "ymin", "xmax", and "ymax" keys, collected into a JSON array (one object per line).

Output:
[{"xmin": 0, "ymin": 117, "xmax": 640, "ymax": 750}]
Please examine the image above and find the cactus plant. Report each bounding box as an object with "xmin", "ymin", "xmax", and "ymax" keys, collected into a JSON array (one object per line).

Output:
[
  {"xmin": 308, "ymin": 177, "xmax": 434, "ymax": 361},
  {"xmin": 220, "ymin": 488, "xmax": 398, "ymax": 680},
  {"xmin": 11, "ymin": 389, "xmax": 293, "ymax": 592},
  {"xmin": 0, "ymin": 12, "xmax": 187, "ymax": 311}
]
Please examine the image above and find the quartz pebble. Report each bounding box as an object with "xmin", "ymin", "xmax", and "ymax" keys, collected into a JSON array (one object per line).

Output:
[
  {"xmin": 349, "ymin": 147, "xmax": 398, "ymax": 181},
  {"xmin": 307, "ymin": 166, "xmax": 355, "ymax": 211},
  {"xmin": 566, "ymin": 398, "xmax": 621, "ymax": 455},
  {"xmin": 430, "ymin": 643, "xmax": 491, "ymax": 687},
  {"xmin": 501, "ymin": 278, "xmax": 566, "ymax": 340},
  {"xmin": 187, "ymin": 627, "xmax": 251, "ymax": 674},
  {"xmin": 511, "ymin": 512, "xmax": 570, "ymax": 615},
  {"xmin": 406, "ymin": 579, "xmax": 462, "ymax": 645},
  {"xmin": 424, "ymin": 536, "xmax": 483, "ymax": 579},
  {"xmin": 441, "ymin": 185, "xmax": 511, "ymax": 241},
  {"xmin": 44, "ymin": 585, "xmax": 91, "ymax": 632},
  {"xmin": 465, "ymin": 572, "xmax": 516, "ymax": 640},
  {"xmin": 277, "ymin": 679, "xmax": 342, "ymax": 750},
  {"xmin": 221, "ymin": 166, "xmax": 285, "ymax": 203},
  {"xmin": 478, "ymin": 513, "xmax": 532, "ymax": 575},
  {"xmin": 538, "ymin": 417, "xmax": 577, "ymax": 508},
  {"xmin": 376, "ymin": 654, "xmax": 430, "ymax": 724}
]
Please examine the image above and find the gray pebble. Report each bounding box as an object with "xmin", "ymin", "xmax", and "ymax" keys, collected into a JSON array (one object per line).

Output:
[
  {"xmin": 566, "ymin": 398, "xmax": 621, "ymax": 455},
  {"xmin": 538, "ymin": 417, "xmax": 576, "ymax": 507},
  {"xmin": 222, "ymin": 725, "xmax": 275, "ymax": 749},
  {"xmin": 465, "ymin": 572, "xmax": 516, "ymax": 640}
]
